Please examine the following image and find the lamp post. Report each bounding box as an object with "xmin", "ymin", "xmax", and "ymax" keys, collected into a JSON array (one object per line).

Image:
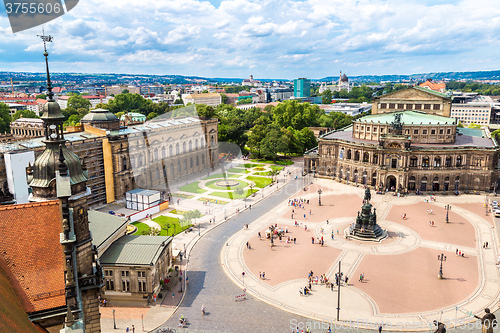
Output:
[
  {"xmin": 242, "ymin": 271, "xmax": 245, "ymax": 287},
  {"xmin": 224, "ymin": 208, "xmax": 226, "ymax": 220},
  {"xmin": 445, "ymin": 204, "xmax": 451, "ymax": 223},
  {"xmin": 113, "ymin": 309, "xmax": 116, "ymax": 329},
  {"xmin": 318, "ymin": 189, "xmax": 322, "ymax": 206},
  {"xmin": 437, "ymin": 253, "xmax": 446, "ymax": 279}
]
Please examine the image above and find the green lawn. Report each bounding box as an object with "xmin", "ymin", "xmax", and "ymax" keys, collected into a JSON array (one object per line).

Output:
[
  {"xmin": 202, "ymin": 173, "xmax": 242, "ymax": 180},
  {"xmin": 254, "ymin": 171, "xmax": 270, "ymax": 176},
  {"xmin": 152, "ymin": 215, "xmax": 192, "ymax": 236},
  {"xmin": 270, "ymin": 165, "xmax": 284, "ymax": 172},
  {"xmin": 226, "ymin": 167, "xmax": 250, "ymax": 174},
  {"xmin": 234, "ymin": 163, "xmax": 263, "ymax": 168},
  {"xmin": 172, "ymin": 193, "xmax": 194, "ymax": 199},
  {"xmin": 170, "ymin": 209, "xmax": 186, "ymax": 215},
  {"xmin": 210, "ymin": 189, "xmax": 258, "ymax": 199},
  {"xmin": 251, "ymin": 159, "xmax": 294, "ymax": 165},
  {"xmin": 198, "ymin": 197, "xmax": 230, "ymax": 205},
  {"xmin": 205, "ymin": 179, "xmax": 249, "ymax": 190},
  {"xmin": 246, "ymin": 176, "xmax": 273, "ymax": 188},
  {"xmin": 179, "ymin": 181, "xmax": 207, "ymax": 194},
  {"xmin": 131, "ymin": 222, "xmax": 151, "ymax": 235}
]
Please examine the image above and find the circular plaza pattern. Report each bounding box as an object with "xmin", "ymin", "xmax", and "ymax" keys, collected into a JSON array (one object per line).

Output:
[
  {"xmin": 215, "ymin": 179, "xmax": 241, "ymax": 187},
  {"xmin": 222, "ymin": 179, "xmax": 500, "ymax": 330}
]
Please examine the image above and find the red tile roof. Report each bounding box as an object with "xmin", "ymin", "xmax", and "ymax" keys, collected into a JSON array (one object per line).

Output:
[{"xmin": 0, "ymin": 201, "xmax": 66, "ymax": 314}]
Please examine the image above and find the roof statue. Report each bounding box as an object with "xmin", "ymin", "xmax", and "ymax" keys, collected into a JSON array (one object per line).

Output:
[
  {"xmin": 364, "ymin": 188, "xmax": 371, "ymax": 202},
  {"xmin": 391, "ymin": 113, "xmax": 403, "ymax": 135}
]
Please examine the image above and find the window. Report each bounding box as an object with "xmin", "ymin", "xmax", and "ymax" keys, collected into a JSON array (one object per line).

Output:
[
  {"xmin": 122, "ymin": 280, "xmax": 130, "ymax": 292},
  {"xmin": 424, "ymin": 104, "xmax": 431, "ymax": 110},
  {"xmin": 169, "ymin": 145, "xmax": 173, "ymax": 156},
  {"xmin": 189, "ymin": 141, "xmax": 192, "ymax": 152},
  {"xmin": 414, "ymin": 104, "xmax": 422, "ymax": 110},
  {"xmin": 431, "ymin": 129, "xmax": 435, "ymax": 135},
  {"xmin": 422, "ymin": 130, "xmax": 427, "ymax": 135},
  {"xmin": 138, "ymin": 281, "xmax": 146, "ymax": 292},
  {"xmin": 447, "ymin": 129, "xmax": 451, "ymax": 134},
  {"xmin": 397, "ymin": 104, "xmax": 404, "ymax": 109},
  {"xmin": 373, "ymin": 127, "xmax": 377, "ymax": 132},
  {"xmin": 202, "ymin": 155, "xmax": 205, "ymax": 164},
  {"xmin": 414, "ymin": 129, "xmax": 419, "ymax": 135},
  {"xmin": 121, "ymin": 271, "xmax": 129, "ymax": 277},
  {"xmin": 439, "ymin": 129, "xmax": 443, "ymax": 134},
  {"xmin": 138, "ymin": 271, "xmax": 146, "ymax": 278},
  {"xmin": 380, "ymin": 103, "xmax": 387, "ymax": 108},
  {"xmin": 366, "ymin": 127, "xmax": 370, "ymax": 131},
  {"xmin": 162, "ymin": 146, "xmax": 166, "ymax": 158},
  {"xmin": 105, "ymin": 270, "xmax": 113, "ymax": 276},
  {"xmin": 154, "ymin": 148, "xmax": 158, "ymax": 161},
  {"xmin": 176, "ymin": 143, "xmax": 179, "ymax": 155},
  {"xmin": 388, "ymin": 103, "xmax": 395, "ymax": 109},
  {"xmin": 105, "ymin": 279, "xmax": 115, "ymax": 290},
  {"xmin": 434, "ymin": 157, "xmax": 441, "ymax": 167},
  {"xmin": 456, "ymin": 156, "xmax": 462, "ymax": 167},
  {"xmin": 196, "ymin": 156, "xmax": 199, "ymax": 166},
  {"xmin": 410, "ymin": 156, "xmax": 418, "ymax": 167},
  {"xmin": 195, "ymin": 139, "xmax": 199, "ymax": 150},
  {"xmin": 445, "ymin": 156, "xmax": 452, "ymax": 167},
  {"xmin": 422, "ymin": 157, "xmax": 430, "ymax": 167},
  {"xmin": 183, "ymin": 142, "xmax": 186, "ymax": 153},
  {"xmin": 433, "ymin": 104, "xmax": 440, "ymax": 110}
]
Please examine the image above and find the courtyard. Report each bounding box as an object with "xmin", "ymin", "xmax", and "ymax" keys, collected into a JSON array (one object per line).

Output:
[{"xmin": 223, "ymin": 178, "xmax": 500, "ymax": 329}]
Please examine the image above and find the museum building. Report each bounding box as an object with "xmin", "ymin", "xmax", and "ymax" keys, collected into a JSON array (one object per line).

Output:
[{"xmin": 304, "ymin": 87, "xmax": 500, "ymax": 192}]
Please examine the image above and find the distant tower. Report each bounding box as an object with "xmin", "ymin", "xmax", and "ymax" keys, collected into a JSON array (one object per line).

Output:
[
  {"xmin": 28, "ymin": 33, "xmax": 102, "ymax": 332},
  {"xmin": 339, "ymin": 71, "xmax": 350, "ymax": 92}
]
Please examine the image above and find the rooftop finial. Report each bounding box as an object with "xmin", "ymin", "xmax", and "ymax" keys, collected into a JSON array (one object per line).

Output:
[{"xmin": 38, "ymin": 28, "xmax": 54, "ymax": 101}]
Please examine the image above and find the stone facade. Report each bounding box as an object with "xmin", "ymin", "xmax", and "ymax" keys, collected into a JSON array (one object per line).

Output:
[
  {"xmin": 372, "ymin": 86, "xmax": 452, "ymax": 117},
  {"xmin": 305, "ymin": 88, "xmax": 500, "ymax": 193}
]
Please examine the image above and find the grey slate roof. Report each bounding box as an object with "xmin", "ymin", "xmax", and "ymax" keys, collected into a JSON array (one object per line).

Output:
[
  {"xmin": 88, "ymin": 210, "xmax": 129, "ymax": 250},
  {"xmin": 99, "ymin": 235, "xmax": 172, "ymax": 266}
]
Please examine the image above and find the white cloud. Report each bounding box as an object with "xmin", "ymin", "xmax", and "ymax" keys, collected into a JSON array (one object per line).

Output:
[{"xmin": 1, "ymin": 0, "xmax": 500, "ymax": 78}]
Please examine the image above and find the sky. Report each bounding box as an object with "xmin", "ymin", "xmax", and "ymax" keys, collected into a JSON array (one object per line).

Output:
[{"xmin": 1, "ymin": 0, "xmax": 500, "ymax": 79}]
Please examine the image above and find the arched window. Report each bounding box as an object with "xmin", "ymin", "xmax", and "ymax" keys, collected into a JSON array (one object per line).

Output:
[
  {"xmin": 176, "ymin": 143, "xmax": 180, "ymax": 155},
  {"xmin": 196, "ymin": 156, "xmax": 199, "ymax": 166},
  {"xmin": 170, "ymin": 164, "xmax": 174, "ymax": 176},
  {"xmin": 122, "ymin": 157, "xmax": 127, "ymax": 171},
  {"xmin": 195, "ymin": 139, "xmax": 199, "ymax": 150},
  {"xmin": 445, "ymin": 156, "xmax": 452, "ymax": 167},
  {"xmin": 139, "ymin": 154, "xmax": 143, "ymax": 165},
  {"xmin": 154, "ymin": 148, "xmax": 158, "ymax": 161},
  {"xmin": 410, "ymin": 156, "xmax": 418, "ymax": 167},
  {"xmin": 347, "ymin": 149, "xmax": 352, "ymax": 159},
  {"xmin": 422, "ymin": 156, "xmax": 430, "ymax": 167},
  {"xmin": 434, "ymin": 157, "xmax": 441, "ymax": 167},
  {"xmin": 189, "ymin": 141, "xmax": 192, "ymax": 152},
  {"xmin": 162, "ymin": 146, "xmax": 166, "ymax": 159},
  {"xmin": 373, "ymin": 153, "xmax": 378, "ymax": 164},
  {"xmin": 363, "ymin": 152, "xmax": 369, "ymax": 163},
  {"xmin": 184, "ymin": 160, "xmax": 187, "ymax": 170},
  {"xmin": 211, "ymin": 135, "xmax": 215, "ymax": 146},
  {"xmin": 131, "ymin": 155, "xmax": 136, "ymax": 169},
  {"xmin": 456, "ymin": 156, "xmax": 462, "ymax": 167},
  {"xmin": 169, "ymin": 145, "xmax": 173, "ymax": 156},
  {"xmin": 190, "ymin": 157, "xmax": 193, "ymax": 168},
  {"xmin": 177, "ymin": 161, "xmax": 181, "ymax": 173},
  {"xmin": 183, "ymin": 142, "xmax": 187, "ymax": 154},
  {"xmin": 354, "ymin": 151, "xmax": 360, "ymax": 161}
]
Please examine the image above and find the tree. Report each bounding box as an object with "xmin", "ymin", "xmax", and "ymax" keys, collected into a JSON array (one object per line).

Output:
[
  {"xmin": 94, "ymin": 103, "xmax": 109, "ymax": 109},
  {"xmin": 11, "ymin": 109, "xmax": 39, "ymax": 121},
  {"xmin": 468, "ymin": 123, "xmax": 481, "ymax": 129},
  {"xmin": 174, "ymin": 98, "xmax": 183, "ymax": 105},
  {"xmin": 67, "ymin": 95, "xmax": 91, "ymax": 111},
  {"xmin": 147, "ymin": 112, "xmax": 157, "ymax": 120},
  {"xmin": 180, "ymin": 210, "xmax": 203, "ymax": 227},
  {"xmin": 237, "ymin": 97, "xmax": 252, "ymax": 105},
  {"xmin": 64, "ymin": 114, "xmax": 81, "ymax": 127},
  {"xmin": 295, "ymin": 127, "xmax": 318, "ymax": 152},
  {"xmin": 36, "ymin": 94, "xmax": 47, "ymax": 100},
  {"xmin": 321, "ymin": 89, "xmax": 333, "ymax": 104},
  {"xmin": 0, "ymin": 103, "xmax": 11, "ymax": 133},
  {"xmin": 220, "ymin": 93, "xmax": 228, "ymax": 104}
]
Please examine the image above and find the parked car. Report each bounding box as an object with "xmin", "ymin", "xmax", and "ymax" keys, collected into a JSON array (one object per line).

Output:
[
  {"xmin": 492, "ymin": 201, "xmax": 498, "ymax": 206},
  {"xmin": 495, "ymin": 210, "xmax": 500, "ymax": 218}
]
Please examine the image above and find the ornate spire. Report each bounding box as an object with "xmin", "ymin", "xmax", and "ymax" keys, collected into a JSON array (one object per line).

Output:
[{"xmin": 38, "ymin": 29, "xmax": 55, "ymax": 101}]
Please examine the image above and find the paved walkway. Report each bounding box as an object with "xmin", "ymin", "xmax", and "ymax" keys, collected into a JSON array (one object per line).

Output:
[
  {"xmin": 99, "ymin": 159, "xmax": 303, "ymax": 332},
  {"xmin": 222, "ymin": 179, "xmax": 500, "ymax": 330}
]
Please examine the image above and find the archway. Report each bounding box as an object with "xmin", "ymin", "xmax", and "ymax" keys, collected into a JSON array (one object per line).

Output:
[
  {"xmin": 386, "ymin": 175, "xmax": 397, "ymax": 191},
  {"xmin": 433, "ymin": 177, "xmax": 440, "ymax": 191}
]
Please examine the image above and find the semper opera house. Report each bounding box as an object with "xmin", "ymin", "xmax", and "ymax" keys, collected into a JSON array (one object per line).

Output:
[{"xmin": 304, "ymin": 86, "xmax": 500, "ymax": 193}]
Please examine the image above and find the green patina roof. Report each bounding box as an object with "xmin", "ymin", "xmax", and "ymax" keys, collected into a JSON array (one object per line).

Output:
[
  {"xmin": 413, "ymin": 86, "xmax": 450, "ymax": 99},
  {"xmin": 357, "ymin": 110, "xmax": 455, "ymax": 125},
  {"xmin": 100, "ymin": 235, "xmax": 172, "ymax": 266},
  {"xmin": 88, "ymin": 211, "xmax": 129, "ymax": 250},
  {"xmin": 456, "ymin": 127, "xmax": 486, "ymax": 138},
  {"xmin": 81, "ymin": 108, "xmax": 119, "ymax": 122}
]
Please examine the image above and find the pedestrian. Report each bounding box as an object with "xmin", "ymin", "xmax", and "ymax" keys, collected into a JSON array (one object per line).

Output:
[
  {"xmin": 132, "ymin": 325, "xmax": 135, "ymax": 333},
  {"xmin": 309, "ymin": 210, "xmax": 312, "ymax": 215},
  {"xmin": 326, "ymin": 219, "xmax": 329, "ymax": 224},
  {"xmin": 331, "ymin": 232, "xmax": 334, "ymax": 240},
  {"xmin": 126, "ymin": 326, "xmax": 129, "ymax": 333},
  {"xmin": 345, "ymin": 276, "xmax": 349, "ymax": 284},
  {"xmin": 456, "ymin": 248, "xmax": 458, "ymax": 255},
  {"xmin": 304, "ymin": 213, "xmax": 306, "ymax": 219},
  {"xmin": 293, "ymin": 237, "xmax": 296, "ymax": 244},
  {"xmin": 258, "ymin": 232, "xmax": 261, "ymax": 239},
  {"xmin": 262, "ymin": 272, "xmax": 265, "ymax": 279},
  {"xmin": 304, "ymin": 225, "xmax": 307, "ymax": 231},
  {"xmin": 330, "ymin": 282, "xmax": 334, "ymax": 291},
  {"xmin": 486, "ymin": 241, "xmax": 489, "ymax": 248},
  {"xmin": 378, "ymin": 325, "xmax": 382, "ymax": 333},
  {"xmin": 311, "ymin": 237, "xmax": 314, "ymax": 244},
  {"xmin": 259, "ymin": 272, "xmax": 262, "ymax": 279}
]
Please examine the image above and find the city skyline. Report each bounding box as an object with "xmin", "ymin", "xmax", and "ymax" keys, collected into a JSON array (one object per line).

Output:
[{"xmin": 1, "ymin": 0, "xmax": 500, "ymax": 79}]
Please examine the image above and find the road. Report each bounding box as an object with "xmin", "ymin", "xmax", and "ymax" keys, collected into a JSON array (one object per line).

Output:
[{"xmin": 159, "ymin": 180, "xmax": 497, "ymax": 333}]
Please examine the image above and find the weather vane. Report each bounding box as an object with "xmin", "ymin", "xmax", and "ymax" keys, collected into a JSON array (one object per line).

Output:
[{"xmin": 37, "ymin": 28, "xmax": 53, "ymax": 52}]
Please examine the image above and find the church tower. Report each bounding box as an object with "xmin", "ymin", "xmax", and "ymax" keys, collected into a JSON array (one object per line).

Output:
[{"xmin": 27, "ymin": 34, "xmax": 102, "ymax": 332}]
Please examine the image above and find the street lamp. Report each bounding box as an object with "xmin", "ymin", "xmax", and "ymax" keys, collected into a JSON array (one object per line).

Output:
[
  {"xmin": 242, "ymin": 271, "xmax": 245, "ymax": 287},
  {"xmin": 445, "ymin": 204, "xmax": 451, "ymax": 223},
  {"xmin": 437, "ymin": 253, "xmax": 446, "ymax": 279},
  {"xmin": 113, "ymin": 309, "xmax": 116, "ymax": 329},
  {"xmin": 318, "ymin": 189, "xmax": 322, "ymax": 206}
]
